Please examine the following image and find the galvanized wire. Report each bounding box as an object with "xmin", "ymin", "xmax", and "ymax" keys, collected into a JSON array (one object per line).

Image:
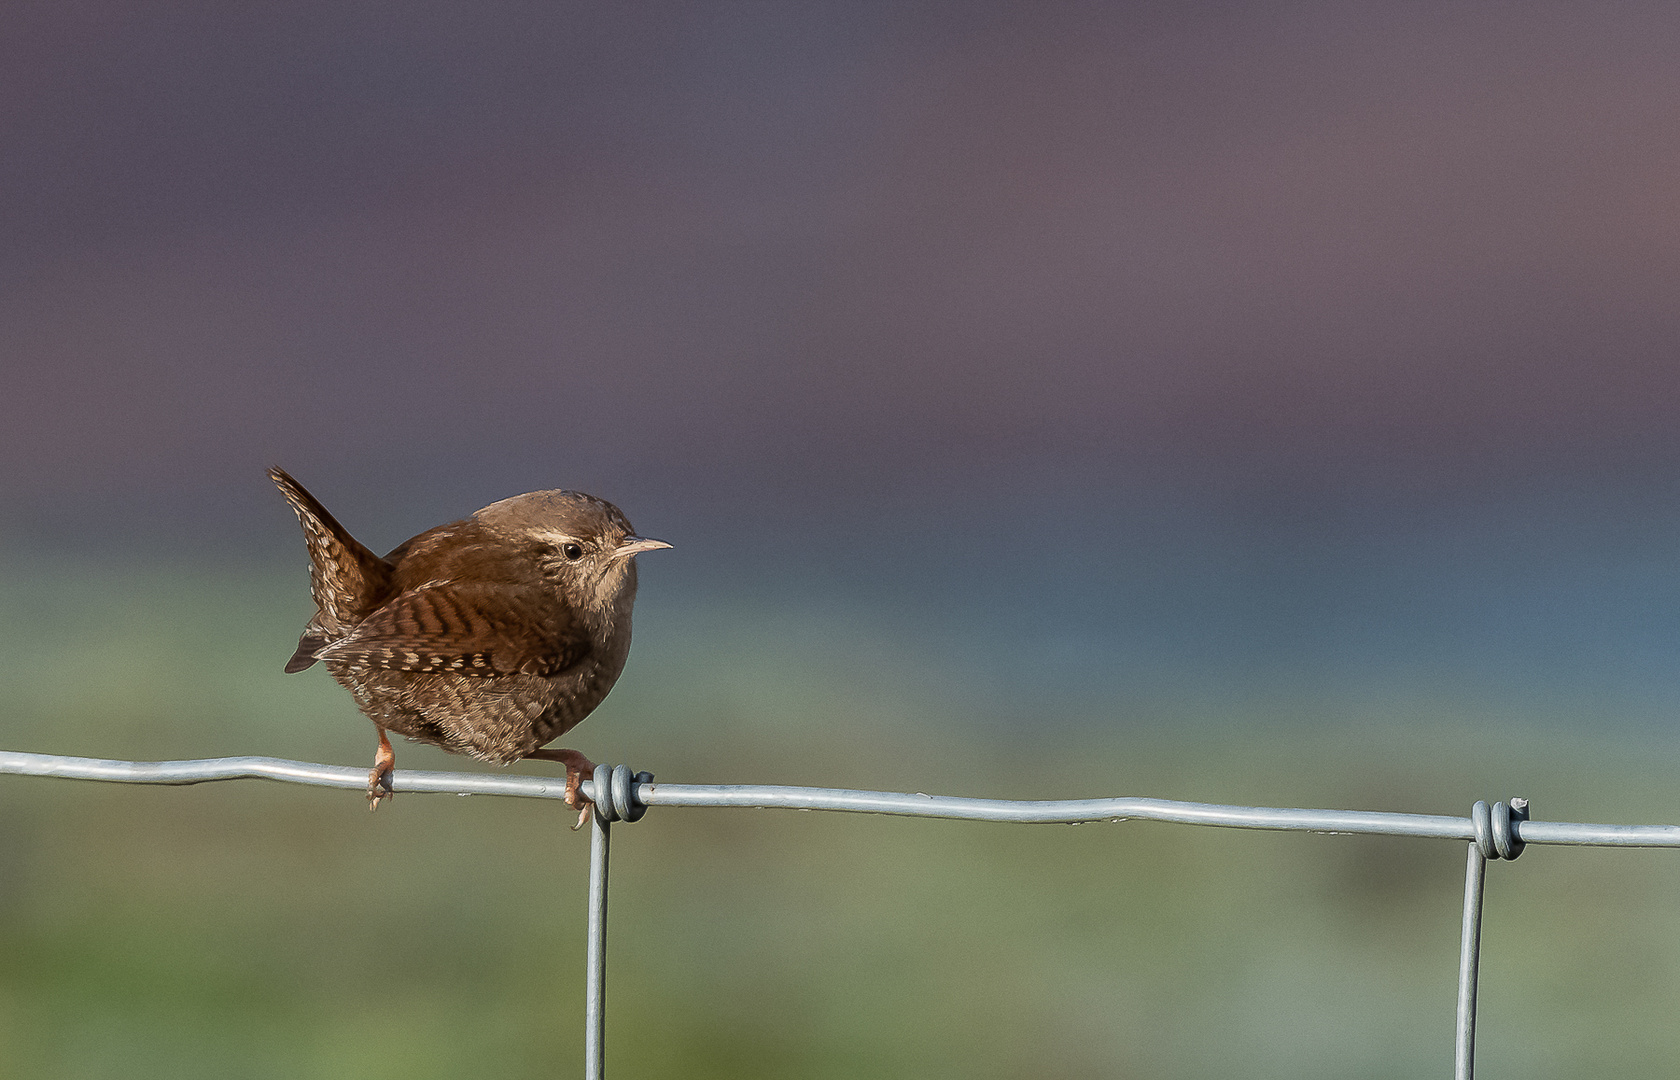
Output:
[
  {"xmin": 4, "ymin": 747, "xmax": 1679, "ymax": 1080},
  {"xmin": 1454, "ymin": 842, "xmax": 1487, "ymax": 1080},
  {"xmin": 5, "ymin": 749, "xmax": 1679, "ymax": 847},
  {"xmin": 585, "ymin": 768, "xmax": 612, "ymax": 1080}
]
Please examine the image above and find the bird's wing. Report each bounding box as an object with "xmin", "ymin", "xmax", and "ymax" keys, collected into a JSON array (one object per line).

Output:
[{"xmin": 314, "ymin": 581, "xmax": 591, "ymax": 678}]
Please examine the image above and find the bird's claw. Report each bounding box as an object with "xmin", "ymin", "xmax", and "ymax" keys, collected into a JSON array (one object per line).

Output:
[
  {"xmin": 367, "ymin": 729, "xmax": 397, "ymax": 811},
  {"xmin": 367, "ymin": 765, "xmax": 395, "ymax": 811},
  {"xmin": 523, "ymin": 746, "xmax": 598, "ymax": 830},
  {"xmin": 564, "ymin": 763, "xmax": 595, "ymax": 831}
]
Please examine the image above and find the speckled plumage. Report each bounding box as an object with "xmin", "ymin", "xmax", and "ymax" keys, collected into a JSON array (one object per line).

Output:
[{"xmin": 270, "ymin": 467, "xmax": 669, "ymax": 811}]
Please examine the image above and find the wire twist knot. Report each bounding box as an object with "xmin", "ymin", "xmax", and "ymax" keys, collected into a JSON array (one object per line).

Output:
[
  {"xmin": 1471, "ymin": 798, "xmax": 1529, "ymax": 860},
  {"xmin": 590, "ymin": 763, "xmax": 653, "ymax": 823}
]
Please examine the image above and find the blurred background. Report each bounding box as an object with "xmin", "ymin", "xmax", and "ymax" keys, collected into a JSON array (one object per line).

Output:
[{"xmin": 5, "ymin": 2, "xmax": 1680, "ymax": 1076}]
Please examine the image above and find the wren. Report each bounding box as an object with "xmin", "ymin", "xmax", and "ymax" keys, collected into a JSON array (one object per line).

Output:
[{"xmin": 270, "ymin": 467, "xmax": 670, "ymax": 819}]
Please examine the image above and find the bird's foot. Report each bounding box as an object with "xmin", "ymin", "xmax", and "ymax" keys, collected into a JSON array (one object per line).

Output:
[
  {"xmin": 368, "ymin": 728, "xmax": 396, "ymax": 811},
  {"xmin": 524, "ymin": 747, "xmax": 598, "ymax": 830}
]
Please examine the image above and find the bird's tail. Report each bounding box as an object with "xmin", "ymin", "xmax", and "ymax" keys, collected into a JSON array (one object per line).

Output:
[{"xmin": 269, "ymin": 467, "xmax": 393, "ymax": 670}]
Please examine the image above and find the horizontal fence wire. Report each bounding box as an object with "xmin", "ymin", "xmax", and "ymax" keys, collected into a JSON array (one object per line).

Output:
[
  {"xmin": 6, "ymin": 746, "xmax": 1680, "ymax": 1080},
  {"xmin": 3, "ymin": 749, "xmax": 1679, "ymax": 847}
]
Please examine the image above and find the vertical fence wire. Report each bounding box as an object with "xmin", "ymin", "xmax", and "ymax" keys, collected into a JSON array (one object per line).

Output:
[
  {"xmin": 585, "ymin": 765, "xmax": 613, "ymax": 1080},
  {"xmin": 1454, "ymin": 842, "xmax": 1487, "ymax": 1080}
]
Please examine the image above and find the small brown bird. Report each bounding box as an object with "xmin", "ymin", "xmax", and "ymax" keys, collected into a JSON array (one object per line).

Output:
[{"xmin": 270, "ymin": 467, "xmax": 669, "ymax": 821}]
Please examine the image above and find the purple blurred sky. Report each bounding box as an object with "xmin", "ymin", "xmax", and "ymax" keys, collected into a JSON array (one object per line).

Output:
[
  {"xmin": 6, "ymin": 2, "xmax": 1680, "ymax": 717},
  {"xmin": 7, "ymin": 2, "xmax": 1680, "ymax": 522}
]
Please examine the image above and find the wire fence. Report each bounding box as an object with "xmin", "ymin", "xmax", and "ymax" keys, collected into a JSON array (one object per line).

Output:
[{"xmin": 4, "ymin": 747, "xmax": 1679, "ymax": 1079}]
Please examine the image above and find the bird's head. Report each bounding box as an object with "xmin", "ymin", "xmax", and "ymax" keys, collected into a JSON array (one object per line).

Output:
[{"xmin": 474, "ymin": 490, "xmax": 671, "ymax": 621}]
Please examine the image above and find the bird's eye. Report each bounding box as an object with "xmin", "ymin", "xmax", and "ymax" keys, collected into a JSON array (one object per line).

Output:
[{"xmin": 561, "ymin": 542, "xmax": 584, "ymax": 561}]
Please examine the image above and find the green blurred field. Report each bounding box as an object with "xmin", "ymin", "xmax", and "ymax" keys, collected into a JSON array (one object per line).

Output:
[{"xmin": 3, "ymin": 558, "xmax": 1680, "ymax": 1078}]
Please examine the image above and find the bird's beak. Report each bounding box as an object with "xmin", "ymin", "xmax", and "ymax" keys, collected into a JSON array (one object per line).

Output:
[{"xmin": 613, "ymin": 535, "xmax": 673, "ymax": 560}]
